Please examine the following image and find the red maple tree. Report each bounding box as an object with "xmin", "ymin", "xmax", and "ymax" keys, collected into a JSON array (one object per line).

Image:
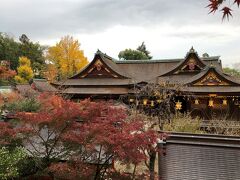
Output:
[
  {"xmin": 7, "ymin": 94, "xmax": 162, "ymax": 179},
  {"xmin": 16, "ymin": 94, "xmax": 82, "ymax": 167},
  {"xmin": 60, "ymin": 100, "xmax": 159, "ymax": 179}
]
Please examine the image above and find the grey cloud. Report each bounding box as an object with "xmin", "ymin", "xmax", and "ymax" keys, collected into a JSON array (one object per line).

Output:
[{"xmin": 0, "ymin": 0, "xmax": 217, "ymax": 39}]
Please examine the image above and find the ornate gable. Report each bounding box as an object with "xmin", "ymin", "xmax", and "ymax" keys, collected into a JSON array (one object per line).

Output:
[
  {"xmin": 175, "ymin": 47, "xmax": 205, "ymax": 74},
  {"xmin": 194, "ymin": 71, "xmax": 229, "ymax": 86},
  {"xmin": 180, "ymin": 58, "xmax": 202, "ymax": 72},
  {"xmin": 81, "ymin": 59, "xmax": 119, "ymax": 78},
  {"xmin": 189, "ymin": 67, "xmax": 239, "ymax": 86},
  {"xmin": 70, "ymin": 51, "xmax": 128, "ymax": 79},
  {"xmin": 162, "ymin": 47, "xmax": 206, "ymax": 76}
]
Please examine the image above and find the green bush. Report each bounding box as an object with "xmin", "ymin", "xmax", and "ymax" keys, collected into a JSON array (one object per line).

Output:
[
  {"xmin": 0, "ymin": 147, "xmax": 27, "ymax": 179},
  {"xmin": 6, "ymin": 98, "xmax": 40, "ymax": 112},
  {"xmin": 163, "ymin": 113, "xmax": 204, "ymax": 133}
]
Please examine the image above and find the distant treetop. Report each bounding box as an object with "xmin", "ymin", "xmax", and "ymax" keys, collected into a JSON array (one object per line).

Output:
[{"xmin": 118, "ymin": 42, "xmax": 152, "ymax": 60}]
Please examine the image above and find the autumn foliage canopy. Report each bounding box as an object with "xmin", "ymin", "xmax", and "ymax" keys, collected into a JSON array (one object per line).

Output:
[
  {"xmin": 1, "ymin": 94, "xmax": 161, "ymax": 179},
  {"xmin": 46, "ymin": 36, "xmax": 88, "ymax": 81}
]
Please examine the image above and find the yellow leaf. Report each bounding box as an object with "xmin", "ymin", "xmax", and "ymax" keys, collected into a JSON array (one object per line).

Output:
[{"xmin": 46, "ymin": 35, "xmax": 88, "ymax": 80}]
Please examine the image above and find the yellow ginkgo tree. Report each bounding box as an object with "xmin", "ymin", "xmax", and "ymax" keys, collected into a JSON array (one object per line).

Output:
[
  {"xmin": 46, "ymin": 35, "xmax": 88, "ymax": 81},
  {"xmin": 14, "ymin": 57, "xmax": 34, "ymax": 84}
]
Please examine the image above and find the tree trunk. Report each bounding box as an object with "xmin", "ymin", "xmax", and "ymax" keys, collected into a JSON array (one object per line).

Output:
[{"xmin": 149, "ymin": 150, "xmax": 156, "ymax": 180}]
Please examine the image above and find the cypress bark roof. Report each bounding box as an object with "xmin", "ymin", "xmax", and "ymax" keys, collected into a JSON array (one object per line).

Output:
[{"xmin": 56, "ymin": 48, "xmax": 240, "ymax": 95}]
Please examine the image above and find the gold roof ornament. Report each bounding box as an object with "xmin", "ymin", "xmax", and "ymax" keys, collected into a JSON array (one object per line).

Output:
[
  {"xmin": 223, "ymin": 99, "xmax": 227, "ymax": 106},
  {"xmin": 175, "ymin": 101, "xmax": 182, "ymax": 110}
]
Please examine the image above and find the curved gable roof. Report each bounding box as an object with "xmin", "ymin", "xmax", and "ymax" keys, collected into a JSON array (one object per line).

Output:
[
  {"xmin": 160, "ymin": 47, "xmax": 207, "ymax": 76},
  {"xmin": 185, "ymin": 66, "xmax": 240, "ymax": 86},
  {"xmin": 70, "ymin": 50, "xmax": 131, "ymax": 79}
]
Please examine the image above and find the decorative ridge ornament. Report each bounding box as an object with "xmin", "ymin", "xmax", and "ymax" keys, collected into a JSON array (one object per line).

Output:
[
  {"xmin": 94, "ymin": 60, "xmax": 103, "ymax": 71},
  {"xmin": 190, "ymin": 46, "xmax": 195, "ymax": 53}
]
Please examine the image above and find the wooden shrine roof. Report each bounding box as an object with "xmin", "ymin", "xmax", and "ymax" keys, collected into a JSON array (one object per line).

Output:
[
  {"xmin": 57, "ymin": 78, "xmax": 138, "ymax": 86},
  {"xmin": 32, "ymin": 79, "xmax": 58, "ymax": 92},
  {"xmin": 56, "ymin": 48, "xmax": 240, "ymax": 95},
  {"xmin": 63, "ymin": 87, "xmax": 129, "ymax": 94},
  {"xmin": 181, "ymin": 86, "xmax": 240, "ymax": 94}
]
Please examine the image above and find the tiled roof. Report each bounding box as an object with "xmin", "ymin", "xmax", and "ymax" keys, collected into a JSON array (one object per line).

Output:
[
  {"xmin": 158, "ymin": 132, "xmax": 240, "ymax": 180},
  {"xmin": 33, "ymin": 79, "xmax": 58, "ymax": 92}
]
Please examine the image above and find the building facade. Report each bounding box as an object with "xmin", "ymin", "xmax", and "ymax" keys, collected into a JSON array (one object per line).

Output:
[{"xmin": 55, "ymin": 48, "xmax": 240, "ymax": 120}]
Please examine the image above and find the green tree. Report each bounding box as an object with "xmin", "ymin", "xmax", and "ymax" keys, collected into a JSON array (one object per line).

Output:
[
  {"xmin": 137, "ymin": 42, "xmax": 152, "ymax": 59},
  {"xmin": 223, "ymin": 67, "xmax": 240, "ymax": 77},
  {"xmin": 14, "ymin": 57, "xmax": 34, "ymax": 84},
  {"xmin": 0, "ymin": 147, "xmax": 27, "ymax": 179},
  {"xmin": 0, "ymin": 33, "xmax": 19, "ymax": 70},
  {"xmin": 118, "ymin": 42, "xmax": 152, "ymax": 60},
  {"xmin": 0, "ymin": 33, "xmax": 45, "ymax": 74},
  {"xmin": 18, "ymin": 34, "xmax": 46, "ymax": 74},
  {"xmin": 118, "ymin": 49, "xmax": 149, "ymax": 60}
]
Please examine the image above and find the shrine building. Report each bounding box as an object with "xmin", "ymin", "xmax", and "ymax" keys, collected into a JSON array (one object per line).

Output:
[{"xmin": 54, "ymin": 47, "xmax": 240, "ymax": 120}]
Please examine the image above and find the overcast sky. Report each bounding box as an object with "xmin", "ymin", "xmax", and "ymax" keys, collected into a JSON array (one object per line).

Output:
[{"xmin": 1, "ymin": 0, "xmax": 240, "ymax": 67}]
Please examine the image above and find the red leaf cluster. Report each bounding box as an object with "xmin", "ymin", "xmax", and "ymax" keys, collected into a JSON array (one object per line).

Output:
[
  {"xmin": 207, "ymin": 0, "xmax": 221, "ymax": 13},
  {"xmin": 207, "ymin": 0, "xmax": 236, "ymax": 20},
  {"xmin": 0, "ymin": 122, "xmax": 16, "ymax": 145},
  {"xmin": 222, "ymin": 6, "xmax": 233, "ymax": 20},
  {"xmin": 64, "ymin": 99, "xmax": 159, "ymax": 170},
  {"xmin": 234, "ymin": 0, "xmax": 240, "ymax": 7},
  {"xmin": 0, "ymin": 65, "xmax": 16, "ymax": 80},
  {"xmin": 18, "ymin": 94, "xmax": 81, "ymax": 127}
]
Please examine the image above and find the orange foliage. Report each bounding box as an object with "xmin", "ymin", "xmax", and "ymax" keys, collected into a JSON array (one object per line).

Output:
[
  {"xmin": 0, "ymin": 65, "xmax": 16, "ymax": 80},
  {"xmin": 0, "ymin": 92, "xmax": 22, "ymax": 108}
]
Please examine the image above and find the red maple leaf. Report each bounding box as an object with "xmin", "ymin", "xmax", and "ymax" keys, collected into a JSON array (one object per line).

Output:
[
  {"xmin": 222, "ymin": 6, "xmax": 233, "ymax": 20},
  {"xmin": 234, "ymin": 0, "xmax": 240, "ymax": 7},
  {"xmin": 207, "ymin": 0, "xmax": 220, "ymax": 14}
]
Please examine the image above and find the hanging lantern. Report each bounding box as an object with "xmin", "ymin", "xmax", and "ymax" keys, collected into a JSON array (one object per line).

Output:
[
  {"xmin": 175, "ymin": 101, "xmax": 182, "ymax": 110},
  {"xmin": 129, "ymin": 98, "xmax": 134, "ymax": 103},
  {"xmin": 235, "ymin": 100, "xmax": 239, "ymax": 105},
  {"xmin": 208, "ymin": 99, "xmax": 214, "ymax": 107},
  {"xmin": 157, "ymin": 99, "xmax": 162, "ymax": 103},
  {"xmin": 194, "ymin": 99, "xmax": 199, "ymax": 105},
  {"xmin": 151, "ymin": 100, "xmax": 154, "ymax": 107},
  {"xmin": 222, "ymin": 99, "xmax": 227, "ymax": 106},
  {"xmin": 136, "ymin": 100, "xmax": 139, "ymax": 106},
  {"xmin": 143, "ymin": 99, "xmax": 148, "ymax": 106},
  {"xmin": 163, "ymin": 94, "xmax": 167, "ymax": 100}
]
